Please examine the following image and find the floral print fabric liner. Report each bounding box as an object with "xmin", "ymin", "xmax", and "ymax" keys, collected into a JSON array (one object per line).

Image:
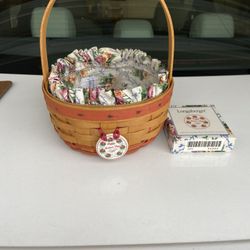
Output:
[{"xmin": 48, "ymin": 47, "xmax": 169, "ymax": 105}]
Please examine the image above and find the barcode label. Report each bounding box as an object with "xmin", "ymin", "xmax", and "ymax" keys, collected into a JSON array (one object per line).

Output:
[{"xmin": 188, "ymin": 141, "xmax": 222, "ymax": 148}]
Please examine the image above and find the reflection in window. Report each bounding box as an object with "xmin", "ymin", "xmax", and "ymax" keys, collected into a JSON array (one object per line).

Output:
[{"xmin": 0, "ymin": 0, "xmax": 249, "ymax": 75}]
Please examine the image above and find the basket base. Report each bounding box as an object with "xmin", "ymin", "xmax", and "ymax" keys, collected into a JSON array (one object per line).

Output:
[{"xmin": 64, "ymin": 133, "xmax": 160, "ymax": 156}]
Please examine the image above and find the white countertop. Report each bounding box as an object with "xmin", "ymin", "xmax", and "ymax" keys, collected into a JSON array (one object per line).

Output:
[{"xmin": 0, "ymin": 74, "xmax": 250, "ymax": 248}]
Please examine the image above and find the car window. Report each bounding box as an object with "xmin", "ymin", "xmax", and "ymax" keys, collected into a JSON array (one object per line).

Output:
[{"xmin": 0, "ymin": 0, "xmax": 249, "ymax": 76}]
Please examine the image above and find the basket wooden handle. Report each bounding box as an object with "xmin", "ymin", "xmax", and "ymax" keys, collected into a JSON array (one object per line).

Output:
[{"xmin": 40, "ymin": 0, "xmax": 175, "ymax": 83}]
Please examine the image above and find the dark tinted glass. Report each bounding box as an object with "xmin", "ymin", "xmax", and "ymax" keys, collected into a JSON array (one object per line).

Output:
[{"xmin": 0, "ymin": 0, "xmax": 249, "ymax": 75}]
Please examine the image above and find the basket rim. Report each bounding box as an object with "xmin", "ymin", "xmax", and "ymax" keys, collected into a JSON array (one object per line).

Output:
[{"xmin": 43, "ymin": 78, "xmax": 174, "ymax": 111}]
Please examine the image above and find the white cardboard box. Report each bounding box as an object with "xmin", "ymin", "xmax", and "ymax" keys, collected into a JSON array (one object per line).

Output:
[{"xmin": 165, "ymin": 105, "xmax": 236, "ymax": 153}]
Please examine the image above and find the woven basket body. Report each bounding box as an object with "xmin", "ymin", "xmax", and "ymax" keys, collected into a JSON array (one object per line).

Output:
[{"xmin": 40, "ymin": 0, "xmax": 175, "ymax": 155}]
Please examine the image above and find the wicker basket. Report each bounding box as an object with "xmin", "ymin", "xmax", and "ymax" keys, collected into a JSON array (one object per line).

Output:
[{"xmin": 40, "ymin": 0, "xmax": 175, "ymax": 155}]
